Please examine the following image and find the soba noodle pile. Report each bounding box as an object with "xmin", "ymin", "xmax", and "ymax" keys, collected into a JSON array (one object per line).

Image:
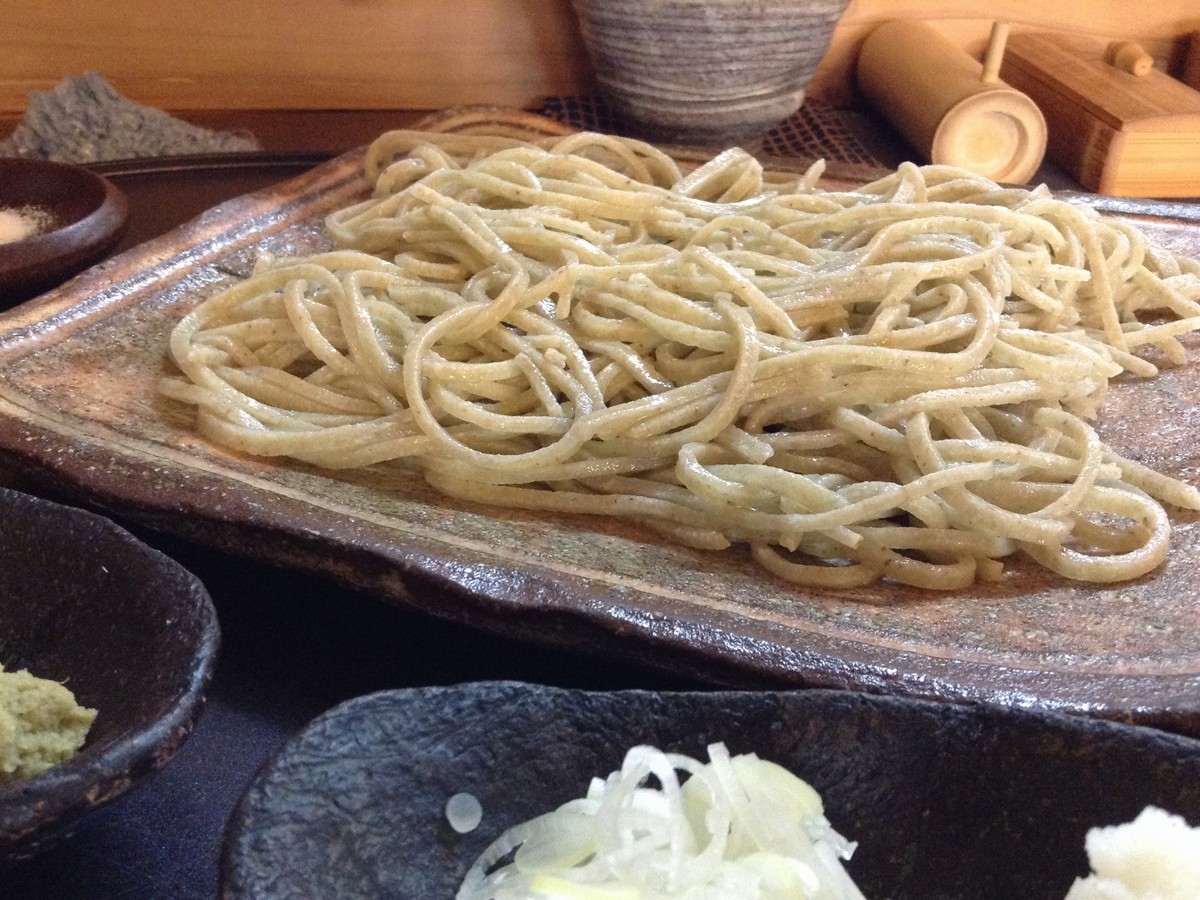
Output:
[{"xmin": 161, "ymin": 130, "xmax": 1200, "ymax": 589}]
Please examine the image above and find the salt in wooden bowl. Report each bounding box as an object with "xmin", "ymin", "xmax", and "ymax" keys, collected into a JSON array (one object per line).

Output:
[{"xmin": 0, "ymin": 157, "xmax": 128, "ymax": 306}]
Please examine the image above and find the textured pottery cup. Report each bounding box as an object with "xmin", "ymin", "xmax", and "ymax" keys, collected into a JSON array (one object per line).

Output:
[{"xmin": 570, "ymin": 0, "xmax": 850, "ymax": 146}]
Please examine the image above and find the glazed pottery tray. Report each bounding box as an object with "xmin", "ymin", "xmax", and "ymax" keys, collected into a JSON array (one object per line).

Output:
[{"xmin": 1, "ymin": 112, "xmax": 1199, "ymax": 733}]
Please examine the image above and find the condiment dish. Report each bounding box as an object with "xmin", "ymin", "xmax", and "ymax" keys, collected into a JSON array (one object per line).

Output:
[
  {"xmin": 0, "ymin": 486, "xmax": 218, "ymax": 866},
  {"xmin": 0, "ymin": 157, "xmax": 128, "ymax": 305},
  {"xmin": 222, "ymin": 682, "xmax": 1200, "ymax": 899}
]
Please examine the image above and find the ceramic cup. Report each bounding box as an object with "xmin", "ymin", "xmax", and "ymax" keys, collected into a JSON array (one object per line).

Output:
[{"xmin": 570, "ymin": 0, "xmax": 850, "ymax": 146}]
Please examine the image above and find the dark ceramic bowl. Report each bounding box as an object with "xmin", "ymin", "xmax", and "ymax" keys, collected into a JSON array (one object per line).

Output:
[
  {"xmin": 0, "ymin": 157, "xmax": 129, "ymax": 305},
  {"xmin": 0, "ymin": 487, "xmax": 218, "ymax": 866},
  {"xmin": 224, "ymin": 682, "xmax": 1200, "ymax": 900}
]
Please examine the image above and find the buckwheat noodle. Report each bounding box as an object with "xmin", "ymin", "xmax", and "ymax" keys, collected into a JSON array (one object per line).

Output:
[{"xmin": 162, "ymin": 130, "xmax": 1200, "ymax": 589}]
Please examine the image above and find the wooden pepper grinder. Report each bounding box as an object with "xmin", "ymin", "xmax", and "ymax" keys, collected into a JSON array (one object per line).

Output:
[{"xmin": 857, "ymin": 20, "xmax": 1047, "ymax": 183}]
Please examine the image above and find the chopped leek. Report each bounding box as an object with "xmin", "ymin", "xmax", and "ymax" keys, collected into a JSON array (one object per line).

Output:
[{"xmin": 456, "ymin": 743, "xmax": 867, "ymax": 900}]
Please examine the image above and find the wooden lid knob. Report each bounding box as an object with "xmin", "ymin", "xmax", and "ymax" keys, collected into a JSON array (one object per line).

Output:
[{"xmin": 1106, "ymin": 41, "xmax": 1154, "ymax": 76}]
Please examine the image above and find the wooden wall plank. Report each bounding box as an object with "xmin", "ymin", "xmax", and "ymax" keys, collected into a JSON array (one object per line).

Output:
[
  {"xmin": 1, "ymin": 0, "xmax": 1198, "ymax": 115},
  {"xmin": 0, "ymin": 0, "xmax": 592, "ymax": 113}
]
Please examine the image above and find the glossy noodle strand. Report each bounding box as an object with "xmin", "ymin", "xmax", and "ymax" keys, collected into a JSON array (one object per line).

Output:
[{"xmin": 161, "ymin": 130, "xmax": 1200, "ymax": 588}]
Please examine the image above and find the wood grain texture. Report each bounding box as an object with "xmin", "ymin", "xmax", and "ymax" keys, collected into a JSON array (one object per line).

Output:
[
  {"xmin": 1002, "ymin": 31, "xmax": 1200, "ymax": 197},
  {"xmin": 0, "ymin": 0, "xmax": 591, "ymax": 114},
  {"xmin": 855, "ymin": 20, "xmax": 1045, "ymax": 181},
  {"xmin": 2, "ymin": 1, "xmax": 1199, "ymax": 115},
  {"xmin": 813, "ymin": 0, "xmax": 1200, "ymax": 107}
]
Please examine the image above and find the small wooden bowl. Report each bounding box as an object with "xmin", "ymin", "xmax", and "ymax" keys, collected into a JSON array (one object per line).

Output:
[
  {"xmin": 0, "ymin": 487, "xmax": 219, "ymax": 867},
  {"xmin": 570, "ymin": 0, "xmax": 849, "ymax": 146},
  {"xmin": 0, "ymin": 158, "xmax": 129, "ymax": 306}
]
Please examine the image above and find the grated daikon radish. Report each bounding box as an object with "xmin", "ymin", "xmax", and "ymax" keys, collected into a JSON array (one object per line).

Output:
[{"xmin": 1065, "ymin": 806, "xmax": 1200, "ymax": 900}]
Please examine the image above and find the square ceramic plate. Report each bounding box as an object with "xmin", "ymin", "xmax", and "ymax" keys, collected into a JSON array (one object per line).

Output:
[{"xmin": 0, "ymin": 110, "xmax": 1198, "ymax": 733}]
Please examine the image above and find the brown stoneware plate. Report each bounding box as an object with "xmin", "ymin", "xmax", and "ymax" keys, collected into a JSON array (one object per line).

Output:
[
  {"xmin": 0, "ymin": 157, "xmax": 129, "ymax": 305},
  {"xmin": 220, "ymin": 682, "xmax": 1200, "ymax": 900},
  {"xmin": 0, "ymin": 486, "xmax": 219, "ymax": 866},
  {"xmin": 0, "ymin": 112, "xmax": 1198, "ymax": 733}
]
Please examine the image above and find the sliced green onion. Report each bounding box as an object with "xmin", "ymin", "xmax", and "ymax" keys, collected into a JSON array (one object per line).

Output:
[{"xmin": 455, "ymin": 742, "xmax": 867, "ymax": 900}]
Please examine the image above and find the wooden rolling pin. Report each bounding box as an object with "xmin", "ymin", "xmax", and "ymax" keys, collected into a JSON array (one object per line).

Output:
[{"xmin": 857, "ymin": 20, "xmax": 1047, "ymax": 183}]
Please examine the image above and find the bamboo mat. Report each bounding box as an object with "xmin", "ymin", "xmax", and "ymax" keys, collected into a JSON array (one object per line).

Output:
[{"xmin": 540, "ymin": 95, "xmax": 894, "ymax": 168}]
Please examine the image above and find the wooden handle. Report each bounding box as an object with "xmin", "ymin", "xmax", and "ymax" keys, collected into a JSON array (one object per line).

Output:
[
  {"xmin": 1105, "ymin": 40, "xmax": 1154, "ymax": 76},
  {"xmin": 981, "ymin": 22, "xmax": 1010, "ymax": 83}
]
